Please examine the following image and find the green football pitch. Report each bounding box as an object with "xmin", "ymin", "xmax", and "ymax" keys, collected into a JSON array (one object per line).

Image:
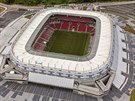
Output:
[{"xmin": 44, "ymin": 30, "xmax": 90, "ymax": 56}]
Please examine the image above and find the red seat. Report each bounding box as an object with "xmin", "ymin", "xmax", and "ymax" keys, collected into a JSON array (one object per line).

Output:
[
  {"xmin": 69, "ymin": 22, "xmax": 78, "ymax": 31},
  {"xmin": 61, "ymin": 21, "xmax": 69, "ymax": 30},
  {"xmin": 87, "ymin": 26, "xmax": 93, "ymax": 32},
  {"xmin": 55, "ymin": 23, "xmax": 61, "ymax": 29},
  {"xmin": 37, "ymin": 38, "xmax": 45, "ymax": 44},
  {"xmin": 78, "ymin": 23, "xmax": 86, "ymax": 32},
  {"xmin": 49, "ymin": 23, "xmax": 56, "ymax": 29},
  {"xmin": 81, "ymin": 17, "xmax": 92, "ymax": 22},
  {"xmin": 33, "ymin": 43, "xmax": 44, "ymax": 51}
]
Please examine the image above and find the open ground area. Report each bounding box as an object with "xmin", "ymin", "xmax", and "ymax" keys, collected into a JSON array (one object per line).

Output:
[
  {"xmin": 0, "ymin": 6, "xmax": 5, "ymax": 13},
  {"xmin": 130, "ymin": 89, "xmax": 135, "ymax": 101},
  {"xmin": 124, "ymin": 24, "xmax": 135, "ymax": 34},
  {"xmin": 45, "ymin": 30, "xmax": 90, "ymax": 56}
]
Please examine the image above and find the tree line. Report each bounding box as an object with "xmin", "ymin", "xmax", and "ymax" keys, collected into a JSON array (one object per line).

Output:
[{"xmin": 0, "ymin": 0, "xmax": 132, "ymax": 5}]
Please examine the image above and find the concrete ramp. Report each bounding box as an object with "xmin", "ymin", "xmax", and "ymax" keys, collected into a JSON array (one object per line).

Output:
[{"xmin": 28, "ymin": 72, "xmax": 74, "ymax": 89}]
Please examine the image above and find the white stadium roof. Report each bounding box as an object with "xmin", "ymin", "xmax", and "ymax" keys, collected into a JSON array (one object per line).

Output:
[{"xmin": 12, "ymin": 8, "xmax": 112, "ymax": 73}]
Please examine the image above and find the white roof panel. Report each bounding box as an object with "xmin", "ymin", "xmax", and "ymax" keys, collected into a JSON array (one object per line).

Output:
[
  {"xmin": 28, "ymin": 72, "xmax": 74, "ymax": 89},
  {"xmin": 12, "ymin": 8, "xmax": 112, "ymax": 73}
]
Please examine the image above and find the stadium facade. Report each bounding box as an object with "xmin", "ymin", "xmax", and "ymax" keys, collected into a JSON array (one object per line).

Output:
[{"xmin": 0, "ymin": 8, "xmax": 125, "ymax": 97}]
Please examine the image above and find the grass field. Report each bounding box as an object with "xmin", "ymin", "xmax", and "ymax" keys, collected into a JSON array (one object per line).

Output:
[
  {"xmin": 25, "ymin": 14, "xmax": 35, "ymax": 19},
  {"xmin": 44, "ymin": 30, "xmax": 90, "ymax": 56},
  {"xmin": 124, "ymin": 24, "xmax": 135, "ymax": 34},
  {"xmin": 131, "ymin": 20, "xmax": 135, "ymax": 24},
  {"xmin": 130, "ymin": 89, "xmax": 135, "ymax": 101}
]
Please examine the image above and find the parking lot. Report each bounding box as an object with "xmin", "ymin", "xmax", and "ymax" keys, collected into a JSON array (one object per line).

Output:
[{"xmin": 0, "ymin": 10, "xmax": 26, "ymax": 28}]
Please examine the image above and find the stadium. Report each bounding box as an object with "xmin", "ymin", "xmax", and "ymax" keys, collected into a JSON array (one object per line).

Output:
[{"xmin": 0, "ymin": 8, "xmax": 127, "ymax": 97}]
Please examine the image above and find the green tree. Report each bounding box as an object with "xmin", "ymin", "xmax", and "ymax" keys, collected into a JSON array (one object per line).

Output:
[{"xmin": 5, "ymin": 0, "xmax": 15, "ymax": 4}]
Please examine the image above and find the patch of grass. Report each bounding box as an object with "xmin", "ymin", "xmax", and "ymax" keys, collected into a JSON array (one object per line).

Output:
[
  {"xmin": 45, "ymin": 30, "xmax": 90, "ymax": 56},
  {"xmin": 100, "ymin": 10, "xmax": 129, "ymax": 20},
  {"xmin": 131, "ymin": 20, "xmax": 135, "ymax": 25},
  {"xmin": 25, "ymin": 14, "xmax": 35, "ymax": 19},
  {"xmin": 130, "ymin": 89, "xmax": 135, "ymax": 101},
  {"xmin": 83, "ymin": 6, "xmax": 87, "ymax": 10},
  {"xmin": 124, "ymin": 24, "xmax": 135, "ymax": 34}
]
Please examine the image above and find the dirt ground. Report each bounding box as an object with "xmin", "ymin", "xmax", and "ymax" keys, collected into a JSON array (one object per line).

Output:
[{"xmin": 0, "ymin": 6, "xmax": 5, "ymax": 13}]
